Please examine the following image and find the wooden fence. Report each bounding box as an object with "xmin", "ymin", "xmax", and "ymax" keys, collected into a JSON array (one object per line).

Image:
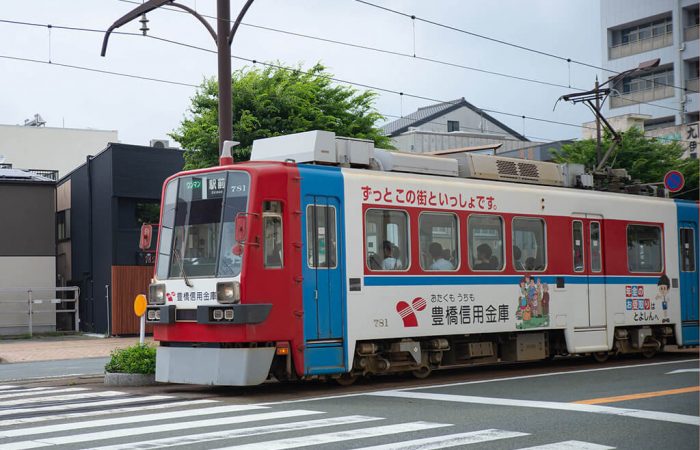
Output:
[{"xmin": 111, "ymin": 266, "xmax": 154, "ymax": 335}]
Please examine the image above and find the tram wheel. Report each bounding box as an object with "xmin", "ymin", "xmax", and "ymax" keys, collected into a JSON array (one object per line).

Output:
[
  {"xmin": 592, "ymin": 352, "xmax": 610, "ymax": 363},
  {"xmin": 334, "ymin": 374, "xmax": 358, "ymax": 386},
  {"xmin": 412, "ymin": 366, "xmax": 432, "ymax": 379},
  {"xmin": 641, "ymin": 347, "xmax": 657, "ymax": 359}
]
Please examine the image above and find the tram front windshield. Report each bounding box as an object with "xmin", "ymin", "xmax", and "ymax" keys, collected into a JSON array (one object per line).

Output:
[{"xmin": 156, "ymin": 171, "xmax": 250, "ymax": 280}]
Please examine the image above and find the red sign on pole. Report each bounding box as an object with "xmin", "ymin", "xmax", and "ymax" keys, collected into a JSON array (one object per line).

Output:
[{"xmin": 664, "ymin": 170, "xmax": 685, "ymax": 193}]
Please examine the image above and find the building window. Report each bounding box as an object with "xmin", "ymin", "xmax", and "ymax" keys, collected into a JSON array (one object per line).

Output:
[
  {"xmin": 57, "ymin": 209, "xmax": 71, "ymax": 241},
  {"xmin": 447, "ymin": 120, "xmax": 460, "ymax": 132},
  {"xmin": 615, "ymin": 16, "xmax": 672, "ymax": 46},
  {"xmin": 627, "ymin": 225, "xmax": 663, "ymax": 273},
  {"xmin": 365, "ymin": 209, "xmax": 409, "ymax": 271},
  {"xmin": 512, "ymin": 217, "xmax": 546, "ymax": 271},
  {"xmin": 419, "ymin": 212, "xmax": 458, "ymax": 271},
  {"xmin": 468, "ymin": 215, "xmax": 504, "ymax": 271},
  {"xmin": 136, "ymin": 201, "xmax": 160, "ymax": 224},
  {"xmin": 618, "ymin": 67, "xmax": 674, "ymax": 94}
]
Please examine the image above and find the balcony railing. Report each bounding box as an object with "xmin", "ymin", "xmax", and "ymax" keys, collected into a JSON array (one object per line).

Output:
[
  {"xmin": 609, "ymin": 32, "xmax": 673, "ymax": 59},
  {"xmin": 685, "ymin": 24, "xmax": 699, "ymax": 42},
  {"xmin": 610, "ymin": 85, "xmax": 675, "ymax": 108}
]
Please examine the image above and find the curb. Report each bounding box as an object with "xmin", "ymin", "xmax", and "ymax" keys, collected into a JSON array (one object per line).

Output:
[{"xmin": 104, "ymin": 372, "xmax": 157, "ymax": 386}]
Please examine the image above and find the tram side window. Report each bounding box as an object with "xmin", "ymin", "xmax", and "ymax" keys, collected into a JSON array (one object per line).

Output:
[
  {"xmin": 263, "ymin": 201, "xmax": 284, "ymax": 269},
  {"xmin": 420, "ymin": 213, "xmax": 458, "ymax": 271},
  {"xmin": 590, "ymin": 222, "xmax": 602, "ymax": 272},
  {"xmin": 572, "ymin": 220, "xmax": 584, "ymax": 272},
  {"xmin": 627, "ymin": 225, "xmax": 662, "ymax": 272},
  {"xmin": 365, "ymin": 209, "xmax": 409, "ymax": 271},
  {"xmin": 513, "ymin": 217, "xmax": 547, "ymax": 271},
  {"xmin": 680, "ymin": 228, "xmax": 696, "ymax": 272},
  {"xmin": 306, "ymin": 204, "xmax": 337, "ymax": 268},
  {"xmin": 468, "ymin": 215, "xmax": 504, "ymax": 271}
]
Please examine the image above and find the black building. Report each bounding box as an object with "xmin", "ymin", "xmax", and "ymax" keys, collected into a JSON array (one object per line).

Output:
[{"xmin": 57, "ymin": 143, "xmax": 184, "ymax": 334}]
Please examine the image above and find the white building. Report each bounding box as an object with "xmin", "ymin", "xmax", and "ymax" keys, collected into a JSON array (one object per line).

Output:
[
  {"xmin": 601, "ymin": 0, "xmax": 699, "ymax": 128},
  {"xmin": 381, "ymin": 98, "xmax": 538, "ymax": 154},
  {"xmin": 0, "ymin": 122, "xmax": 118, "ymax": 179}
]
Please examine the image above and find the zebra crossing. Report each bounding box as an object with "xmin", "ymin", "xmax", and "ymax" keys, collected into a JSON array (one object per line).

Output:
[{"xmin": 0, "ymin": 384, "xmax": 616, "ymax": 449}]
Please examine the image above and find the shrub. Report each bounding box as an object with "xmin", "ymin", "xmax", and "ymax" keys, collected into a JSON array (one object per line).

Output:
[{"xmin": 105, "ymin": 344, "xmax": 156, "ymax": 374}]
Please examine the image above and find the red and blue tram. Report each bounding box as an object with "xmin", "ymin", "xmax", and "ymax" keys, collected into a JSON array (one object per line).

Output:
[{"xmin": 144, "ymin": 131, "xmax": 699, "ymax": 385}]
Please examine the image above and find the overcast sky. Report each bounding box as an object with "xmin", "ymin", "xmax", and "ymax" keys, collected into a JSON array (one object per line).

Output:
[{"xmin": 0, "ymin": 0, "xmax": 602, "ymax": 147}]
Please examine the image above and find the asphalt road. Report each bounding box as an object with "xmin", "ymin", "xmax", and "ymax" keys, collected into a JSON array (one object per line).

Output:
[
  {"xmin": 0, "ymin": 357, "xmax": 107, "ymax": 382},
  {"xmin": 0, "ymin": 353, "xmax": 697, "ymax": 449}
]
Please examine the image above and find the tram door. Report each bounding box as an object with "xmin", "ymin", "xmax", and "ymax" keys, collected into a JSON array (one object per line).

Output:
[
  {"xmin": 679, "ymin": 222, "xmax": 698, "ymax": 344},
  {"xmin": 572, "ymin": 215, "xmax": 606, "ymax": 327},
  {"xmin": 303, "ymin": 196, "xmax": 343, "ymax": 340}
]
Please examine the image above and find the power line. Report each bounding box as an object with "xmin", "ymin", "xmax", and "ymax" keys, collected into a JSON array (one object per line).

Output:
[
  {"xmin": 354, "ymin": 0, "xmax": 698, "ymax": 95},
  {"xmin": 1, "ymin": 20, "xmax": 694, "ymax": 143}
]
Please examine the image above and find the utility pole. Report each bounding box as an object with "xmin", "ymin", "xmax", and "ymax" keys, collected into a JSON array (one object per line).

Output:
[
  {"xmin": 101, "ymin": 0, "xmax": 255, "ymax": 161},
  {"xmin": 594, "ymin": 77, "xmax": 601, "ymax": 167}
]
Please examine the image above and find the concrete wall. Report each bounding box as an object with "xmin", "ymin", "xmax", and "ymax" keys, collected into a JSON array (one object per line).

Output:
[
  {"xmin": 0, "ymin": 125, "xmax": 117, "ymax": 178},
  {"xmin": 413, "ymin": 105, "xmax": 515, "ymax": 137},
  {"xmin": 0, "ymin": 257, "xmax": 56, "ymax": 335}
]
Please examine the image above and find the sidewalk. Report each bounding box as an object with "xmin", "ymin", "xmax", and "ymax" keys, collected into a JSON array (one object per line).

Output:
[{"xmin": 0, "ymin": 335, "xmax": 154, "ymax": 364}]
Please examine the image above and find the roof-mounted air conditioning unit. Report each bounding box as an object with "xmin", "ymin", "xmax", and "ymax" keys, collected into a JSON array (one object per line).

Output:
[{"xmin": 150, "ymin": 139, "xmax": 169, "ymax": 148}]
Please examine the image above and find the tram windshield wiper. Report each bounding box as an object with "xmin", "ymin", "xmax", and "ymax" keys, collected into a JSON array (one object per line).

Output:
[{"xmin": 172, "ymin": 234, "xmax": 193, "ymax": 287}]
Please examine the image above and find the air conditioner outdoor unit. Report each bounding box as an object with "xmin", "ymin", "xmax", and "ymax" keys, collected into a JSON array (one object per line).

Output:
[{"xmin": 150, "ymin": 139, "xmax": 169, "ymax": 148}]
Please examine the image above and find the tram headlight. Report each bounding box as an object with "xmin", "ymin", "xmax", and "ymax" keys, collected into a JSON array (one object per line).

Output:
[
  {"xmin": 212, "ymin": 309, "xmax": 224, "ymax": 321},
  {"xmin": 217, "ymin": 281, "xmax": 240, "ymax": 304},
  {"xmin": 148, "ymin": 283, "xmax": 166, "ymax": 305}
]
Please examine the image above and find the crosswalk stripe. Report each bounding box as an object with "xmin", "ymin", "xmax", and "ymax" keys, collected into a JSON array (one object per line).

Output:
[
  {"xmin": 3, "ymin": 409, "xmax": 325, "ymax": 449},
  {"xmin": 370, "ymin": 390, "xmax": 700, "ymax": 426},
  {"xmin": 0, "ymin": 395, "xmax": 175, "ymax": 419},
  {"xmin": 0, "ymin": 403, "xmax": 269, "ymax": 438},
  {"xmin": 0, "ymin": 398, "xmax": 214, "ymax": 427},
  {"xmin": 90, "ymin": 415, "xmax": 384, "ymax": 450},
  {"xmin": 515, "ymin": 440, "xmax": 615, "ymax": 449},
  {"xmin": 0, "ymin": 390, "xmax": 127, "ymax": 407},
  {"xmin": 0, "ymin": 387, "xmax": 85, "ymax": 400},
  {"xmin": 0, "ymin": 386, "xmax": 18, "ymax": 391},
  {"xmin": 352, "ymin": 429, "xmax": 530, "ymax": 450},
  {"xmin": 214, "ymin": 421, "xmax": 452, "ymax": 450}
]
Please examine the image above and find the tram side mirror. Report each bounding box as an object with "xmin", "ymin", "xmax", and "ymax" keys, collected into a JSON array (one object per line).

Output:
[
  {"xmin": 234, "ymin": 213, "xmax": 247, "ymax": 244},
  {"xmin": 139, "ymin": 223, "xmax": 153, "ymax": 250}
]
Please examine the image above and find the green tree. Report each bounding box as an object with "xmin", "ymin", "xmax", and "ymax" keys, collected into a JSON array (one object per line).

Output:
[
  {"xmin": 171, "ymin": 63, "xmax": 391, "ymax": 168},
  {"xmin": 552, "ymin": 127, "xmax": 698, "ymax": 200}
]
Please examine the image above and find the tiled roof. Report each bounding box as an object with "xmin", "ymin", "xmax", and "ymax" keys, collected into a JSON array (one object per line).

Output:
[
  {"xmin": 0, "ymin": 168, "xmax": 54, "ymax": 182},
  {"xmin": 380, "ymin": 97, "xmax": 528, "ymax": 141}
]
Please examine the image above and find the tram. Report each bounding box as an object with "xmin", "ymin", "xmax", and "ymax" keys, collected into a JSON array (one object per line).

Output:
[{"xmin": 144, "ymin": 130, "xmax": 698, "ymax": 386}]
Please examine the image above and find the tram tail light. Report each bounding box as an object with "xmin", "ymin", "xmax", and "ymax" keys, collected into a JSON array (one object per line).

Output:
[
  {"xmin": 217, "ymin": 281, "xmax": 240, "ymax": 304},
  {"xmin": 148, "ymin": 283, "xmax": 166, "ymax": 305},
  {"xmin": 276, "ymin": 342, "xmax": 290, "ymax": 356}
]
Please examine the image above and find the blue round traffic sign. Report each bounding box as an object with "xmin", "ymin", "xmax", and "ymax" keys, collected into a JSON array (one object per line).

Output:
[{"xmin": 664, "ymin": 170, "xmax": 685, "ymax": 193}]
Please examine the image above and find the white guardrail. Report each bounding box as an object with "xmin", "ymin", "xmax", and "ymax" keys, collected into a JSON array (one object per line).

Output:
[{"xmin": 0, "ymin": 287, "xmax": 80, "ymax": 336}]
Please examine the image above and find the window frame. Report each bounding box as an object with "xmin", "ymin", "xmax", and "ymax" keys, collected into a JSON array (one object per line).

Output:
[
  {"xmin": 468, "ymin": 214, "xmax": 505, "ymax": 272},
  {"xmin": 306, "ymin": 203, "xmax": 338, "ymax": 269},
  {"xmin": 512, "ymin": 216, "xmax": 548, "ymax": 272},
  {"xmin": 590, "ymin": 221, "xmax": 602, "ymax": 273},
  {"xmin": 263, "ymin": 210, "xmax": 284, "ymax": 269},
  {"xmin": 626, "ymin": 224, "xmax": 664, "ymax": 273},
  {"xmin": 418, "ymin": 211, "xmax": 460, "ymax": 272},
  {"xmin": 572, "ymin": 220, "xmax": 585, "ymax": 273},
  {"xmin": 679, "ymin": 227, "xmax": 696, "ymax": 273},
  {"xmin": 447, "ymin": 120, "xmax": 460, "ymax": 132},
  {"xmin": 364, "ymin": 207, "xmax": 410, "ymax": 272}
]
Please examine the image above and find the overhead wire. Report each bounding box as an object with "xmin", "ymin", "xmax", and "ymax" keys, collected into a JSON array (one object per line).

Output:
[{"xmin": 0, "ymin": 17, "xmax": 695, "ymax": 143}]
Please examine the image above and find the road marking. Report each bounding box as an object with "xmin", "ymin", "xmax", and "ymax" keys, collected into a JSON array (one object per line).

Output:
[
  {"xmin": 0, "ymin": 403, "xmax": 269, "ymax": 438},
  {"xmin": 254, "ymin": 359, "xmax": 699, "ymax": 407},
  {"xmin": 574, "ymin": 386, "xmax": 700, "ymax": 405},
  {"xmin": 0, "ymin": 387, "xmax": 85, "ymax": 400},
  {"xmin": 351, "ymin": 429, "xmax": 529, "ymax": 449},
  {"xmin": 0, "ymin": 385, "xmax": 18, "ymax": 390},
  {"xmin": 515, "ymin": 441, "xmax": 615, "ymax": 449},
  {"xmin": 368, "ymin": 390, "xmax": 700, "ymax": 426},
  {"xmin": 214, "ymin": 421, "xmax": 452, "ymax": 450},
  {"xmin": 0, "ymin": 395, "xmax": 175, "ymax": 418},
  {"xmin": 89, "ymin": 416, "xmax": 383, "ymax": 450},
  {"xmin": 667, "ymin": 368, "xmax": 700, "ymax": 375},
  {"xmin": 3, "ymin": 410, "xmax": 325, "ymax": 449},
  {"xmin": 0, "ymin": 398, "xmax": 214, "ymax": 426},
  {"xmin": 0, "ymin": 390, "xmax": 126, "ymax": 407}
]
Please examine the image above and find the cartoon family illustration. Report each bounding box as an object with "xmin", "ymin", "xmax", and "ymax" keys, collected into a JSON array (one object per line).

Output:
[{"xmin": 516, "ymin": 276, "xmax": 550, "ymax": 329}]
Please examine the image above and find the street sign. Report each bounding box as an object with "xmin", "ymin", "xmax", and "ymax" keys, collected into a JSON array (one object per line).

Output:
[{"xmin": 664, "ymin": 170, "xmax": 685, "ymax": 193}]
